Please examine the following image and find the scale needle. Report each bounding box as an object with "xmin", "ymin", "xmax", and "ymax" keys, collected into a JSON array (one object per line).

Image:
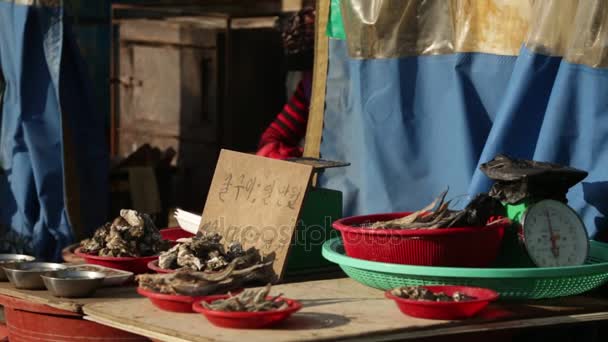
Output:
[{"xmin": 545, "ymin": 210, "xmax": 560, "ymax": 258}]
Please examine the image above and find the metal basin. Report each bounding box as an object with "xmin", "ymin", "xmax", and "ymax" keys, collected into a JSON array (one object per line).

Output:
[
  {"xmin": 42, "ymin": 270, "xmax": 106, "ymax": 298},
  {"xmin": 3, "ymin": 262, "xmax": 67, "ymax": 290},
  {"xmin": 0, "ymin": 254, "xmax": 36, "ymax": 281}
]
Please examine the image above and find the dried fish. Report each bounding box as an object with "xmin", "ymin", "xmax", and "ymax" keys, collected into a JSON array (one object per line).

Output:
[
  {"xmin": 391, "ymin": 286, "xmax": 476, "ymax": 302},
  {"xmin": 136, "ymin": 260, "xmax": 273, "ymax": 296},
  {"xmin": 202, "ymin": 284, "xmax": 289, "ymax": 312},
  {"xmin": 80, "ymin": 210, "xmax": 170, "ymax": 257},
  {"xmin": 364, "ymin": 190, "xmax": 506, "ymax": 230}
]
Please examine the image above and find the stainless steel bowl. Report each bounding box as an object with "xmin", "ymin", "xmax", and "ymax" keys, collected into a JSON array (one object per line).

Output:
[
  {"xmin": 0, "ymin": 254, "xmax": 36, "ymax": 281},
  {"xmin": 42, "ymin": 270, "xmax": 105, "ymax": 298},
  {"xmin": 3, "ymin": 262, "xmax": 67, "ymax": 290}
]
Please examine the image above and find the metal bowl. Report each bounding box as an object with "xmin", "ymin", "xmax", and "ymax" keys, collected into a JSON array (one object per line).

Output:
[
  {"xmin": 41, "ymin": 270, "xmax": 105, "ymax": 298},
  {"xmin": 0, "ymin": 254, "xmax": 36, "ymax": 281},
  {"xmin": 3, "ymin": 262, "xmax": 67, "ymax": 290}
]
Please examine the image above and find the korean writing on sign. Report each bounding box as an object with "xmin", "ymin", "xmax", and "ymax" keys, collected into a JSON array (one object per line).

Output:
[{"xmin": 218, "ymin": 173, "xmax": 303, "ymax": 210}]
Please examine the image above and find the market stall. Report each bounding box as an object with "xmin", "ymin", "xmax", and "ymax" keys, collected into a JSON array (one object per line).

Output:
[
  {"xmin": 2, "ymin": 0, "xmax": 608, "ymax": 341},
  {"xmin": 0, "ymin": 150, "xmax": 606, "ymax": 341}
]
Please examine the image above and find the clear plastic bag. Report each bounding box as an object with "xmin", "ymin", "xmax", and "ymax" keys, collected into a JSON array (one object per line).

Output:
[{"xmin": 339, "ymin": 0, "xmax": 608, "ymax": 67}]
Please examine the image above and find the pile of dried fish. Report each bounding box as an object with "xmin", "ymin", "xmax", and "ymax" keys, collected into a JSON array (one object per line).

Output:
[
  {"xmin": 364, "ymin": 190, "xmax": 506, "ymax": 230},
  {"xmin": 80, "ymin": 209, "xmax": 170, "ymax": 257},
  {"xmin": 158, "ymin": 233, "xmax": 247, "ymax": 272},
  {"xmin": 136, "ymin": 256, "xmax": 273, "ymax": 296},
  {"xmin": 391, "ymin": 286, "xmax": 476, "ymax": 302},
  {"xmin": 202, "ymin": 284, "xmax": 289, "ymax": 312}
]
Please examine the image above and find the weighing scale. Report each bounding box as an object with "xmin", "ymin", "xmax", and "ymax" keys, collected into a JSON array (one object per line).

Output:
[{"xmin": 480, "ymin": 155, "xmax": 589, "ymax": 268}]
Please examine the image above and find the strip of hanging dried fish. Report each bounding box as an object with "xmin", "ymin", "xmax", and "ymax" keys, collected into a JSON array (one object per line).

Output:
[
  {"xmin": 136, "ymin": 257, "xmax": 273, "ymax": 296},
  {"xmin": 157, "ymin": 233, "xmax": 251, "ymax": 272},
  {"xmin": 391, "ymin": 286, "xmax": 476, "ymax": 302},
  {"xmin": 80, "ymin": 209, "xmax": 170, "ymax": 257},
  {"xmin": 202, "ymin": 284, "xmax": 289, "ymax": 312},
  {"xmin": 363, "ymin": 191, "xmax": 506, "ymax": 230}
]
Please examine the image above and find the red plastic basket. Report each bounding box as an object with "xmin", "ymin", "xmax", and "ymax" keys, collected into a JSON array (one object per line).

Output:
[
  {"xmin": 74, "ymin": 248, "xmax": 158, "ymax": 275},
  {"xmin": 385, "ymin": 285, "xmax": 499, "ymax": 320},
  {"xmin": 192, "ymin": 295, "xmax": 302, "ymax": 329},
  {"xmin": 332, "ymin": 212, "xmax": 507, "ymax": 267}
]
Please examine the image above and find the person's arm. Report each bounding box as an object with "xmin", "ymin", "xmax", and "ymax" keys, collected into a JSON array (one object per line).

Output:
[{"xmin": 257, "ymin": 79, "xmax": 310, "ymax": 159}]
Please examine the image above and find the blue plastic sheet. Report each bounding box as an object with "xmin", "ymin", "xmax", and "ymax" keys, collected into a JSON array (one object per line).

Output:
[
  {"xmin": 0, "ymin": 1, "xmax": 108, "ymax": 260},
  {"xmin": 319, "ymin": 39, "xmax": 608, "ymax": 238}
]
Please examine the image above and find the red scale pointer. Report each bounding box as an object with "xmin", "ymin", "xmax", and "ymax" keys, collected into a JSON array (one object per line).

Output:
[{"xmin": 545, "ymin": 210, "xmax": 560, "ymax": 258}]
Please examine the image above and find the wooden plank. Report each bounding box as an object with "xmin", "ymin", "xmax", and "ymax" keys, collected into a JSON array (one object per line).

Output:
[
  {"xmin": 119, "ymin": 20, "xmax": 218, "ymax": 47},
  {"xmin": 83, "ymin": 278, "xmax": 608, "ymax": 342},
  {"xmin": 364, "ymin": 312, "xmax": 608, "ymax": 341},
  {"xmin": 303, "ymin": 0, "xmax": 331, "ymax": 159},
  {"xmin": 0, "ymin": 282, "xmax": 139, "ymax": 314}
]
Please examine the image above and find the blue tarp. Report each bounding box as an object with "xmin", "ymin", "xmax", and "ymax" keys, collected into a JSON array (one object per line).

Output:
[
  {"xmin": 0, "ymin": 1, "xmax": 108, "ymax": 260},
  {"xmin": 319, "ymin": 39, "xmax": 608, "ymax": 239}
]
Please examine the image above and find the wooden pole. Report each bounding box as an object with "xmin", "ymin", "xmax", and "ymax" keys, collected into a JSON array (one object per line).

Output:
[{"xmin": 303, "ymin": 0, "xmax": 330, "ymax": 159}]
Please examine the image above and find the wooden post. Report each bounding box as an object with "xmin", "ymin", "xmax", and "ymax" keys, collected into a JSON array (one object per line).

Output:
[{"xmin": 303, "ymin": 0, "xmax": 330, "ymax": 159}]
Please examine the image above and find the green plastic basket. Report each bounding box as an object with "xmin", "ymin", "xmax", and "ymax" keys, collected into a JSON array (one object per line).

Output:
[{"xmin": 322, "ymin": 238, "xmax": 608, "ymax": 300}]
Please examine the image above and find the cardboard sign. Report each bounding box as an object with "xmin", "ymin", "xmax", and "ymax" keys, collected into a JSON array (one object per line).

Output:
[{"xmin": 199, "ymin": 149, "xmax": 314, "ymax": 280}]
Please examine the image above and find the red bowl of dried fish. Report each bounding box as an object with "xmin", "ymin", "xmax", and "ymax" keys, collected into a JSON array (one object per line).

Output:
[
  {"xmin": 137, "ymin": 286, "xmax": 204, "ymax": 313},
  {"xmin": 333, "ymin": 213, "xmax": 507, "ymax": 267},
  {"xmin": 192, "ymin": 295, "xmax": 302, "ymax": 329},
  {"xmin": 75, "ymin": 248, "xmax": 159, "ymax": 275},
  {"xmin": 385, "ymin": 285, "xmax": 499, "ymax": 320}
]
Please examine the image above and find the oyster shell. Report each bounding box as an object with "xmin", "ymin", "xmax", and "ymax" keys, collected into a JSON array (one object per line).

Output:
[
  {"xmin": 136, "ymin": 258, "xmax": 273, "ymax": 296},
  {"xmin": 80, "ymin": 209, "xmax": 169, "ymax": 257},
  {"xmin": 157, "ymin": 232, "xmax": 251, "ymax": 272}
]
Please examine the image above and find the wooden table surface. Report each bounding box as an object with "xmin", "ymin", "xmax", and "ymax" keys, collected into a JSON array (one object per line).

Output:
[
  {"xmin": 83, "ymin": 278, "xmax": 608, "ymax": 342},
  {"xmin": 0, "ymin": 281, "xmax": 138, "ymax": 314}
]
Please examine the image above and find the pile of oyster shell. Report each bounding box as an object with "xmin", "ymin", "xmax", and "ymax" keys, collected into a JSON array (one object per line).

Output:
[
  {"xmin": 80, "ymin": 209, "xmax": 170, "ymax": 257},
  {"xmin": 391, "ymin": 286, "xmax": 476, "ymax": 302},
  {"xmin": 158, "ymin": 233, "xmax": 248, "ymax": 272},
  {"xmin": 136, "ymin": 255, "xmax": 273, "ymax": 296}
]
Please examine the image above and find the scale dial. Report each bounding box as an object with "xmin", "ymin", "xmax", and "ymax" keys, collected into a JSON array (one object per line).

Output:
[{"xmin": 521, "ymin": 200, "xmax": 589, "ymax": 267}]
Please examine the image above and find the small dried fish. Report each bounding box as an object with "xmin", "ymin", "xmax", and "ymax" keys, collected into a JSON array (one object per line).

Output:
[
  {"xmin": 370, "ymin": 189, "xmax": 448, "ymax": 229},
  {"xmin": 202, "ymin": 284, "xmax": 290, "ymax": 312},
  {"xmin": 391, "ymin": 286, "xmax": 476, "ymax": 302},
  {"xmin": 364, "ymin": 191, "xmax": 506, "ymax": 230}
]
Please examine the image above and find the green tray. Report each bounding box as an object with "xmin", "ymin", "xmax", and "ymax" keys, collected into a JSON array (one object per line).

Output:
[{"xmin": 322, "ymin": 238, "xmax": 608, "ymax": 300}]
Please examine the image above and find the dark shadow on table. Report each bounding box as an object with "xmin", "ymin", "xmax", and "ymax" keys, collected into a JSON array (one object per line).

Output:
[
  {"xmin": 274, "ymin": 312, "xmax": 350, "ymax": 330},
  {"xmin": 298, "ymin": 297, "xmax": 379, "ymax": 309}
]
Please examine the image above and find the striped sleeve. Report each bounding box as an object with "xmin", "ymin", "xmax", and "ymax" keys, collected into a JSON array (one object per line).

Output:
[{"xmin": 258, "ymin": 79, "xmax": 310, "ymax": 148}]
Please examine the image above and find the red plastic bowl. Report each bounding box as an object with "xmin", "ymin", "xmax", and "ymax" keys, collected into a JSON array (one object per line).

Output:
[
  {"xmin": 192, "ymin": 295, "xmax": 302, "ymax": 329},
  {"xmin": 160, "ymin": 227, "xmax": 195, "ymax": 241},
  {"xmin": 333, "ymin": 212, "xmax": 507, "ymax": 267},
  {"xmin": 137, "ymin": 287, "xmax": 203, "ymax": 313},
  {"xmin": 74, "ymin": 248, "xmax": 159, "ymax": 274},
  {"xmin": 147, "ymin": 260, "xmax": 175, "ymax": 274},
  {"xmin": 385, "ymin": 286, "xmax": 499, "ymax": 320}
]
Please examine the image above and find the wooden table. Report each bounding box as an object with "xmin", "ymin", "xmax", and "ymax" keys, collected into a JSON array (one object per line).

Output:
[
  {"xmin": 0, "ymin": 281, "xmax": 138, "ymax": 314},
  {"xmin": 83, "ymin": 278, "xmax": 608, "ymax": 342},
  {"xmin": 0, "ymin": 282, "xmax": 148, "ymax": 341}
]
